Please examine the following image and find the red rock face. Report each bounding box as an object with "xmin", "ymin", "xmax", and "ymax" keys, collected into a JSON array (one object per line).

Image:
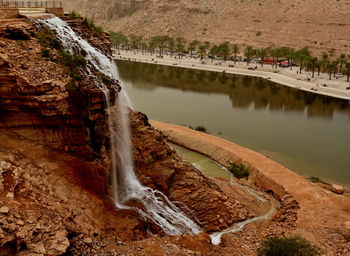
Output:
[
  {"xmin": 0, "ymin": 19, "xmax": 117, "ymax": 160},
  {"xmin": 130, "ymin": 111, "xmax": 249, "ymax": 232}
]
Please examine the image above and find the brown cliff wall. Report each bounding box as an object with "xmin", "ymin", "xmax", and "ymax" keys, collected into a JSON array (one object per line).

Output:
[
  {"xmin": 0, "ymin": 8, "xmax": 19, "ymax": 19},
  {"xmin": 0, "ymin": 19, "xmax": 117, "ymax": 160}
]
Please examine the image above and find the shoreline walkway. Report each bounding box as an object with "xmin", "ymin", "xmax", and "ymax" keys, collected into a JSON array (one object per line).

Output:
[{"xmin": 114, "ymin": 50, "xmax": 350, "ymax": 101}]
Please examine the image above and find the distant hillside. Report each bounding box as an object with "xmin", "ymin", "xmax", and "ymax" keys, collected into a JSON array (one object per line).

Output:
[{"xmin": 62, "ymin": 0, "xmax": 350, "ymax": 55}]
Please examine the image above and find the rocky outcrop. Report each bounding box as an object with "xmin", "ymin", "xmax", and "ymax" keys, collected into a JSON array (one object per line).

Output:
[
  {"xmin": 0, "ymin": 17, "xmax": 263, "ymax": 255},
  {"xmin": 131, "ymin": 112, "xmax": 249, "ymax": 232},
  {"xmin": 0, "ymin": 19, "xmax": 117, "ymax": 160}
]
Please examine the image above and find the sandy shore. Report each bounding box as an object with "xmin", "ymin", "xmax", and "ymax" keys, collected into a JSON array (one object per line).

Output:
[
  {"xmin": 114, "ymin": 50, "xmax": 350, "ymax": 100},
  {"xmin": 151, "ymin": 120, "xmax": 350, "ymax": 251}
]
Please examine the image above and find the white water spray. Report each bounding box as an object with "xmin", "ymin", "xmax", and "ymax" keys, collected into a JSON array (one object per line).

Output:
[{"xmin": 38, "ymin": 17, "xmax": 201, "ymax": 235}]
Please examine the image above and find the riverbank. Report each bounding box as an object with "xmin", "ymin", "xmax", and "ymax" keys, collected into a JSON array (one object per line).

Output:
[
  {"xmin": 114, "ymin": 50, "xmax": 350, "ymax": 100},
  {"xmin": 151, "ymin": 120, "xmax": 350, "ymax": 255}
]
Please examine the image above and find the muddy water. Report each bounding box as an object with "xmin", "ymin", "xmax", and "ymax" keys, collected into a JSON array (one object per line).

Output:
[
  {"xmin": 116, "ymin": 61, "xmax": 350, "ymax": 187},
  {"xmin": 169, "ymin": 143, "xmax": 232, "ymax": 180}
]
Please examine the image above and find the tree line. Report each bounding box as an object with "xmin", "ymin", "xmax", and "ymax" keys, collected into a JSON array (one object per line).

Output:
[{"xmin": 110, "ymin": 32, "xmax": 350, "ymax": 81}]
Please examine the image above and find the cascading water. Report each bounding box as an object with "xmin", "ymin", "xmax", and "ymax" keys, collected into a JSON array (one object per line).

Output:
[{"xmin": 37, "ymin": 17, "xmax": 201, "ymax": 235}]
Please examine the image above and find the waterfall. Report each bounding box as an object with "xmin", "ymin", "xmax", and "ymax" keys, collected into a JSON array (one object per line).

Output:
[{"xmin": 37, "ymin": 17, "xmax": 201, "ymax": 235}]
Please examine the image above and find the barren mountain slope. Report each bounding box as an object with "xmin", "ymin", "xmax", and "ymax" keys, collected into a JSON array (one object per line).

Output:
[{"xmin": 62, "ymin": 0, "xmax": 350, "ymax": 55}]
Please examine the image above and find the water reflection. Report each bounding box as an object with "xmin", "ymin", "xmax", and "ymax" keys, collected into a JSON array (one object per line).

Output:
[
  {"xmin": 116, "ymin": 61, "xmax": 350, "ymax": 120},
  {"xmin": 116, "ymin": 60, "xmax": 350, "ymax": 187}
]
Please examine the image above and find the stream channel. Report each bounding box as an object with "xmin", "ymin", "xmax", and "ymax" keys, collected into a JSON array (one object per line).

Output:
[{"xmin": 168, "ymin": 142, "xmax": 279, "ymax": 245}]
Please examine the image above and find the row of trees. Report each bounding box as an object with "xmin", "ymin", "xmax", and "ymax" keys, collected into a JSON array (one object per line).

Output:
[{"xmin": 110, "ymin": 32, "xmax": 350, "ymax": 81}]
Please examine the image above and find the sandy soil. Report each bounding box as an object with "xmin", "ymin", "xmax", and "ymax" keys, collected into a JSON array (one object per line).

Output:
[
  {"xmin": 115, "ymin": 50, "xmax": 350, "ymax": 100},
  {"xmin": 151, "ymin": 120, "xmax": 350, "ymax": 255}
]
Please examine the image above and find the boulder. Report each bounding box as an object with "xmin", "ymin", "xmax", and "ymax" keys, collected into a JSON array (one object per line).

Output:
[{"xmin": 331, "ymin": 184, "xmax": 344, "ymax": 194}]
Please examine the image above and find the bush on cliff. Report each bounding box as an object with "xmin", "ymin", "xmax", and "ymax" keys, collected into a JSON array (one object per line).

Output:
[
  {"xmin": 257, "ymin": 236, "xmax": 321, "ymax": 256},
  {"xmin": 68, "ymin": 11, "xmax": 104, "ymax": 34},
  {"xmin": 35, "ymin": 28, "xmax": 61, "ymax": 50},
  {"xmin": 228, "ymin": 161, "xmax": 250, "ymax": 179},
  {"xmin": 60, "ymin": 50, "xmax": 86, "ymax": 68}
]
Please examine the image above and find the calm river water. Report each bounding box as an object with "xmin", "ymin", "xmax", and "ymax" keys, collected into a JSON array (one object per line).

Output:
[{"xmin": 116, "ymin": 60, "xmax": 350, "ymax": 187}]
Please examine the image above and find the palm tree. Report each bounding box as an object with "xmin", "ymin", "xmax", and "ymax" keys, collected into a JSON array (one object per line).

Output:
[
  {"xmin": 338, "ymin": 53, "xmax": 346, "ymax": 73},
  {"xmin": 140, "ymin": 42, "xmax": 148, "ymax": 54},
  {"xmin": 197, "ymin": 44, "xmax": 207, "ymax": 60},
  {"xmin": 175, "ymin": 37, "xmax": 186, "ymax": 58},
  {"xmin": 257, "ymin": 48, "xmax": 267, "ymax": 67},
  {"xmin": 232, "ymin": 44, "xmax": 240, "ymax": 64},
  {"xmin": 332, "ymin": 60, "xmax": 339, "ymax": 77},
  {"xmin": 109, "ymin": 31, "xmax": 128, "ymax": 54},
  {"xmin": 343, "ymin": 61, "xmax": 350, "ymax": 82},
  {"xmin": 269, "ymin": 48, "xmax": 278, "ymax": 68},
  {"xmin": 167, "ymin": 37, "xmax": 175, "ymax": 57},
  {"xmin": 218, "ymin": 42, "xmax": 230, "ymax": 60},
  {"xmin": 188, "ymin": 40, "xmax": 200, "ymax": 57},
  {"xmin": 283, "ymin": 47, "xmax": 295, "ymax": 70},
  {"xmin": 327, "ymin": 61, "xmax": 338, "ymax": 80},
  {"xmin": 308, "ymin": 57, "xmax": 318, "ymax": 78},
  {"xmin": 209, "ymin": 45, "xmax": 219, "ymax": 62},
  {"xmin": 244, "ymin": 45, "xmax": 254, "ymax": 65},
  {"xmin": 148, "ymin": 39, "xmax": 156, "ymax": 55},
  {"xmin": 152, "ymin": 35, "xmax": 171, "ymax": 56},
  {"xmin": 320, "ymin": 52, "xmax": 329, "ymax": 73},
  {"xmin": 295, "ymin": 47, "xmax": 311, "ymax": 74},
  {"xmin": 130, "ymin": 35, "xmax": 142, "ymax": 53}
]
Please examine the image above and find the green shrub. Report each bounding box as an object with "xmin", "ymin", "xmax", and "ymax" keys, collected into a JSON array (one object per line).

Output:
[
  {"xmin": 256, "ymin": 31, "xmax": 262, "ymax": 36},
  {"xmin": 60, "ymin": 50, "xmax": 86, "ymax": 68},
  {"xmin": 69, "ymin": 71, "xmax": 82, "ymax": 81},
  {"xmin": 35, "ymin": 28, "xmax": 61, "ymax": 50},
  {"xmin": 228, "ymin": 162, "xmax": 250, "ymax": 179},
  {"xmin": 68, "ymin": 11, "xmax": 82, "ymax": 20},
  {"xmin": 82, "ymin": 17, "xmax": 103, "ymax": 34},
  {"xmin": 195, "ymin": 126, "xmax": 207, "ymax": 132},
  {"xmin": 41, "ymin": 48, "xmax": 51, "ymax": 58},
  {"xmin": 68, "ymin": 11, "xmax": 104, "ymax": 34},
  {"xmin": 257, "ymin": 236, "xmax": 321, "ymax": 256},
  {"xmin": 68, "ymin": 79, "xmax": 77, "ymax": 90}
]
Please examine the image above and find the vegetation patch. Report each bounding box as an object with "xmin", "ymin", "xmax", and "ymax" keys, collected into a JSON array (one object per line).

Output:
[
  {"xmin": 41, "ymin": 48, "xmax": 51, "ymax": 59},
  {"xmin": 228, "ymin": 162, "xmax": 250, "ymax": 179},
  {"xmin": 60, "ymin": 50, "xmax": 87, "ymax": 68},
  {"xmin": 307, "ymin": 176, "xmax": 329, "ymax": 185},
  {"xmin": 68, "ymin": 11, "xmax": 104, "ymax": 34},
  {"xmin": 257, "ymin": 236, "xmax": 321, "ymax": 256},
  {"xmin": 195, "ymin": 126, "xmax": 207, "ymax": 132},
  {"xmin": 34, "ymin": 28, "xmax": 61, "ymax": 50}
]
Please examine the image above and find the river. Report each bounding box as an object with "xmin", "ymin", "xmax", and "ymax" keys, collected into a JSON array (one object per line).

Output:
[{"xmin": 116, "ymin": 60, "xmax": 350, "ymax": 187}]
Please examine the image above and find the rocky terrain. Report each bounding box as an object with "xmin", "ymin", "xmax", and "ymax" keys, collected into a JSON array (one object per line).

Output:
[
  {"xmin": 0, "ymin": 17, "xmax": 277, "ymax": 255},
  {"xmin": 62, "ymin": 0, "xmax": 350, "ymax": 55},
  {"xmin": 0, "ymin": 15, "xmax": 349, "ymax": 255}
]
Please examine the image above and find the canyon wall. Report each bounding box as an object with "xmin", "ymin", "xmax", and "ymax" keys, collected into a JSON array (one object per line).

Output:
[{"xmin": 62, "ymin": 0, "xmax": 350, "ymax": 55}]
